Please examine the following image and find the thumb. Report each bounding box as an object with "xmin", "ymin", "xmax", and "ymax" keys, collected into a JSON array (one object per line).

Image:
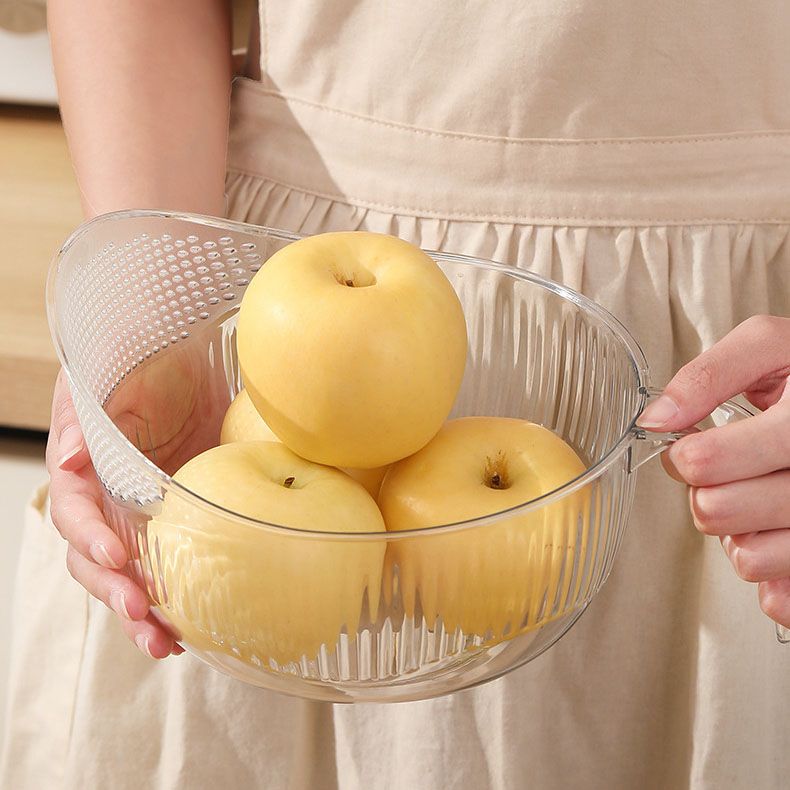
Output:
[
  {"xmin": 637, "ymin": 315, "xmax": 790, "ymax": 432},
  {"xmin": 49, "ymin": 370, "xmax": 90, "ymax": 472}
]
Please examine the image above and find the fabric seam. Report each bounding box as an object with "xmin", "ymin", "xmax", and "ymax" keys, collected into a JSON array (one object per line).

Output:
[
  {"xmin": 226, "ymin": 168, "xmax": 790, "ymax": 226},
  {"xmin": 234, "ymin": 82, "xmax": 790, "ymax": 147}
]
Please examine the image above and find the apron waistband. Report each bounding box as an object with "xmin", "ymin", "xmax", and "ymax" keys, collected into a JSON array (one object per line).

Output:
[{"xmin": 228, "ymin": 77, "xmax": 790, "ymax": 226}]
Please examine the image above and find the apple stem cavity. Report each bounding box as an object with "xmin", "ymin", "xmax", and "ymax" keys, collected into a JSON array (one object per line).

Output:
[
  {"xmin": 484, "ymin": 453, "xmax": 511, "ymax": 490},
  {"xmin": 332, "ymin": 267, "xmax": 376, "ymax": 288},
  {"xmin": 283, "ymin": 476, "xmax": 296, "ymax": 489}
]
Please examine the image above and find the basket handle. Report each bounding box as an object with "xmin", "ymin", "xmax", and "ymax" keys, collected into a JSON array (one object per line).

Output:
[{"xmin": 626, "ymin": 387, "xmax": 743, "ymax": 473}]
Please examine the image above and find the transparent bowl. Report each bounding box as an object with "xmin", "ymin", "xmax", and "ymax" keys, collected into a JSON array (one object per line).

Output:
[{"xmin": 47, "ymin": 210, "xmax": 752, "ymax": 703}]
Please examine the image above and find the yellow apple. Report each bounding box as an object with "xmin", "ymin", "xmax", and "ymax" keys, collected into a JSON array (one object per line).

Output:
[
  {"xmin": 237, "ymin": 231, "xmax": 468, "ymax": 469},
  {"xmin": 220, "ymin": 387, "xmax": 279, "ymax": 444},
  {"xmin": 220, "ymin": 388, "xmax": 389, "ymax": 498},
  {"xmin": 145, "ymin": 441, "xmax": 387, "ymax": 666},
  {"xmin": 379, "ymin": 417, "xmax": 590, "ymax": 642}
]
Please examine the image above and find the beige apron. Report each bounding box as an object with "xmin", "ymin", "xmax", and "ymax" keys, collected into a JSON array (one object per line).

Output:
[{"xmin": 4, "ymin": 2, "xmax": 790, "ymax": 788}]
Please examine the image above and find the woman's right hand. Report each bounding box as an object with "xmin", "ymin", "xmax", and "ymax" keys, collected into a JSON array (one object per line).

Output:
[{"xmin": 46, "ymin": 370, "xmax": 182, "ymax": 659}]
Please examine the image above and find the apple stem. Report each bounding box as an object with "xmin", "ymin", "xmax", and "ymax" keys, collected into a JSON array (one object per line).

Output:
[
  {"xmin": 333, "ymin": 269, "xmax": 376, "ymax": 288},
  {"xmin": 283, "ymin": 476, "xmax": 295, "ymax": 488},
  {"xmin": 484, "ymin": 453, "xmax": 510, "ymax": 490}
]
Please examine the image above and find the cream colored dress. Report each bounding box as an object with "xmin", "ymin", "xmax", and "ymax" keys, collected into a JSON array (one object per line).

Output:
[{"xmin": 3, "ymin": 2, "xmax": 790, "ymax": 788}]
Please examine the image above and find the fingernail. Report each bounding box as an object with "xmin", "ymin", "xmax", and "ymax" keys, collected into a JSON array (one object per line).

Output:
[
  {"xmin": 90, "ymin": 542, "xmax": 121, "ymax": 569},
  {"xmin": 135, "ymin": 634, "xmax": 154, "ymax": 659},
  {"xmin": 721, "ymin": 535, "xmax": 733, "ymax": 555},
  {"xmin": 637, "ymin": 395, "xmax": 680, "ymax": 429},
  {"xmin": 57, "ymin": 425, "xmax": 84, "ymax": 468},
  {"xmin": 109, "ymin": 589, "xmax": 130, "ymax": 619}
]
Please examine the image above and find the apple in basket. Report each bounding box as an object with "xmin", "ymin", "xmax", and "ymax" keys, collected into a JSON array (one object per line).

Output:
[
  {"xmin": 221, "ymin": 388, "xmax": 388, "ymax": 498},
  {"xmin": 236, "ymin": 231, "xmax": 468, "ymax": 469},
  {"xmin": 146, "ymin": 441, "xmax": 386, "ymax": 666},
  {"xmin": 378, "ymin": 416, "xmax": 589, "ymax": 642}
]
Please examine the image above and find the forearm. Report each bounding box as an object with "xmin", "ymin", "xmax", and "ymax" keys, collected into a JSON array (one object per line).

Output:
[{"xmin": 49, "ymin": 0, "xmax": 232, "ymax": 219}]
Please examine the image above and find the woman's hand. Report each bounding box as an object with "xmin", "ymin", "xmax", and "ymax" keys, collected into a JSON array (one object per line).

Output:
[
  {"xmin": 46, "ymin": 371, "xmax": 182, "ymax": 659},
  {"xmin": 46, "ymin": 0, "xmax": 234, "ymax": 658},
  {"xmin": 45, "ymin": 0, "xmax": 234, "ymax": 659},
  {"xmin": 638, "ymin": 315, "xmax": 790, "ymax": 628}
]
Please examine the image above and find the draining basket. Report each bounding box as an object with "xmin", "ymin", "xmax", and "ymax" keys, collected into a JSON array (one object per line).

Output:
[{"xmin": 47, "ymin": 210, "xmax": 759, "ymax": 703}]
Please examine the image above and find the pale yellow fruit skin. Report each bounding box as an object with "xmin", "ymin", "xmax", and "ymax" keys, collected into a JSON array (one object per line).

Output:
[
  {"xmin": 237, "ymin": 232, "xmax": 468, "ymax": 468},
  {"xmin": 344, "ymin": 466, "xmax": 388, "ymax": 500},
  {"xmin": 146, "ymin": 442, "xmax": 386, "ymax": 666},
  {"xmin": 379, "ymin": 417, "xmax": 589, "ymax": 642},
  {"xmin": 220, "ymin": 388, "xmax": 279, "ymax": 444},
  {"xmin": 220, "ymin": 388, "xmax": 388, "ymax": 498}
]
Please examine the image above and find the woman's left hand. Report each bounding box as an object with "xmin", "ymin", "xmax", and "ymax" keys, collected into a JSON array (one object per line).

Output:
[{"xmin": 637, "ymin": 315, "xmax": 790, "ymax": 628}]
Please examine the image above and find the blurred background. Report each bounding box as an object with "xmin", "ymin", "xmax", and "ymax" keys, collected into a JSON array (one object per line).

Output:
[{"xmin": 0, "ymin": 0, "xmax": 254, "ymax": 745}]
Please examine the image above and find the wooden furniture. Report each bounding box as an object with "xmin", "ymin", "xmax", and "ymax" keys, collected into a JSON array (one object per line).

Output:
[{"xmin": 0, "ymin": 104, "xmax": 82, "ymax": 431}]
